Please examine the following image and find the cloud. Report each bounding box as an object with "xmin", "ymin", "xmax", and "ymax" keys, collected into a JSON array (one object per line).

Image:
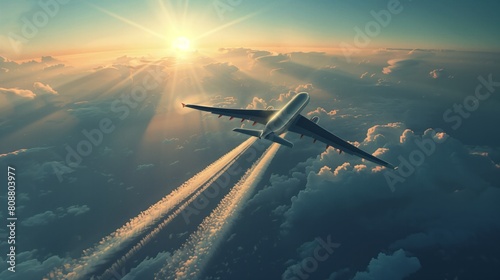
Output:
[
  {"xmin": 136, "ymin": 164, "xmax": 155, "ymax": 171},
  {"xmin": 0, "ymin": 87, "xmax": 36, "ymax": 99},
  {"xmin": 429, "ymin": 68, "xmax": 453, "ymax": 79},
  {"xmin": 204, "ymin": 62, "xmax": 239, "ymax": 75},
  {"xmin": 255, "ymin": 53, "xmax": 290, "ymax": 65},
  {"xmin": 278, "ymin": 122, "xmax": 500, "ymax": 278},
  {"xmin": 21, "ymin": 205, "xmax": 90, "ymax": 227},
  {"xmin": 282, "ymin": 236, "xmax": 340, "ymax": 280},
  {"xmin": 0, "ymin": 250, "xmax": 67, "ymax": 280},
  {"xmin": 353, "ymin": 249, "xmax": 421, "ymax": 280},
  {"xmin": 246, "ymin": 96, "xmax": 268, "ymax": 109},
  {"xmin": 382, "ymin": 59, "xmax": 419, "ymax": 74},
  {"xmin": 211, "ymin": 95, "xmax": 237, "ymax": 107},
  {"xmin": 295, "ymin": 83, "xmax": 313, "ymax": 93},
  {"xmin": 0, "ymin": 148, "xmax": 73, "ymax": 182},
  {"xmin": 306, "ymin": 107, "xmax": 337, "ymax": 117},
  {"xmin": 66, "ymin": 205, "xmax": 90, "ymax": 216},
  {"xmin": 21, "ymin": 211, "xmax": 58, "ymax": 227},
  {"xmin": 122, "ymin": 251, "xmax": 170, "ymax": 280},
  {"xmin": 33, "ymin": 82, "xmax": 57, "ymax": 95},
  {"xmin": 41, "ymin": 56, "xmax": 61, "ymax": 64}
]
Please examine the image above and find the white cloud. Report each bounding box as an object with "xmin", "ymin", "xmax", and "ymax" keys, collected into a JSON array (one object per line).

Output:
[
  {"xmin": 382, "ymin": 59, "xmax": 419, "ymax": 74},
  {"xmin": 246, "ymin": 96, "xmax": 268, "ymax": 109},
  {"xmin": 21, "ymin": 205, "xmax": 90, "ymax": 227},
  {"xmin": 33, "ymin": 81, "xmax": 58, "ymax": 95},
  {"xmin": 0, "ymin": 250, "xmax": 67, "ymax": 280},
  {"xmin": 0, "ymin": 87, "xmax": 36, "ymax": 99},
  {"xmin": 306, "ymin": 107, "xmax": 338, "ymax": 117}
]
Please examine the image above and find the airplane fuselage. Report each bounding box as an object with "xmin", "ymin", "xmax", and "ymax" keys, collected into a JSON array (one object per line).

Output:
[
  {"xmin": 182, "ymin": 91, "xmax": 395, "ymax": 168},
  {"xmin": 261, "ymin": 92, "xmax": 310, "ymax": 138}
]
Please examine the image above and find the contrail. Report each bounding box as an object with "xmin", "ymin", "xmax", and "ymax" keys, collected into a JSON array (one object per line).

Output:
[
  {"xmin": 99, "ymin": 141, "xmax": 249, "ymax": 279},
  {"xmin": 155, "ymin": 143, "xmax": 281, "ymax": 280},
  {"xmin": 48, "ymin": 138, "xmax": 255, "ymax": 280}
]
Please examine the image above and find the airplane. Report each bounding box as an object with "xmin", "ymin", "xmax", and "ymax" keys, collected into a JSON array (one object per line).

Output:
[{"xmin": 182, "ymin": 92, "xmax": 395, "ymax": 169}]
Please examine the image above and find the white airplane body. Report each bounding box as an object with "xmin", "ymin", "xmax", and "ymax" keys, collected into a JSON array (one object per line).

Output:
[{"xmin": 183, "ymin": 92, "xmax": 395, "ymax": 169}]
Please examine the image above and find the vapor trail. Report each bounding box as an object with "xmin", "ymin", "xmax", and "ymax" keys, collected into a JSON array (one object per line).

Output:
[
  {"xmin": 48, "ymin": 138, "xmax": 255, "ymax": 280},
  {"xmin": 99, "ymin": 142, "xmax": 248, "ymax": 279},
  {"xmin": 155, "ymin": 143, "xmax": 281, "ymax": 280}
]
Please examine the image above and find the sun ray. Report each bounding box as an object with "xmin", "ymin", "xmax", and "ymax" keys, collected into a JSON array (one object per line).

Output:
[
  {"xmin": 88, "ymin": 3, "xmax": 167, "ymax": 40},
  {"xmin": 194, "ymin": 11, "xmax": 260, "ymax": 41}
]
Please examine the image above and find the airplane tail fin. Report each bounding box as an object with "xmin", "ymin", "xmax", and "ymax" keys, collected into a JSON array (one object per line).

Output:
[
  {"xmin": 233, "ymin": 128, "xmax": 262, "ymax": 138},
  {"xmin": 232, "ymin": 128, "xmax": 293, "ymax": 148},
  {"xmin": 265, "ymin": 132, "xmax": 293, "ymax": 148}
]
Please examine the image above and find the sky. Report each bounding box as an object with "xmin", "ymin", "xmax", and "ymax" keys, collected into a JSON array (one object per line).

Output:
[
  {"xmin": 0, "ymin": 0, "xmax": 500, "ymax": 280},
  {"xmin": 1, "ymin": 0, "xmax": 500, "ymax": 59}
]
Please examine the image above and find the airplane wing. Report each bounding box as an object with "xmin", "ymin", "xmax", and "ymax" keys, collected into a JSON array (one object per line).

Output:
[
  {"xmin": 183, "ymin": 103, "xmax": 277, "ymax": 125},
  {"xmin": 289, "ymin": 115, "xmax": 395, "ymax": 169}
]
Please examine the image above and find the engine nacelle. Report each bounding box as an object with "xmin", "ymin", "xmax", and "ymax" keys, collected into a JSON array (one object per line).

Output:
[{"xmin": 310, "ymin": 116, "xmax": 320, "ymax": 124}]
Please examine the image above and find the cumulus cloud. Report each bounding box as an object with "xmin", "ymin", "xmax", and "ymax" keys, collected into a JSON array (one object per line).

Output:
[
  {"xmin": 0, "ymin": 87, "xmax": 36, "ymax": 99},
  {"xmin": 246, "ymin": 96, "xmax": 268, "ymax": 109},
  {"xmin": 0, "ymin": 250, "xmax": 67, "ymax": 280},
  {"xmin": 353, "ymin": 249, "xmax": 421, "ymax": 280},
  {"xmin": 33, "ymin": 82, "xmax": 57, "ymax": 95},
  {"xmin": 295, "ymin": 83, "xmax": 313, "ymax": 93},
  {"xmin": 306, "ymin": 107, "xmax": 338, "ymax": 117},
  {"xmin": 282, "ymin": 236, "xmax": 340, "ymax": 280},
  {"xmin": 279, "ymin": 122, "xmax": 500, "ymax": 278}
]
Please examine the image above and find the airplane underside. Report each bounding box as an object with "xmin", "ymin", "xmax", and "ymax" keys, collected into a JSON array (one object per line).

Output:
[{"xmin": 232, "ymin": 128, "xmax": 294, "ymax": 148}]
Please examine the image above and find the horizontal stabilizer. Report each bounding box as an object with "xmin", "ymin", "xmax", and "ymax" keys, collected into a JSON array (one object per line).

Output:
[
  {"xmin": 233, "ymin": 128, "xmax": 262, "ymax": 138},
  {"xmin": 265, "ymin": 133, "xmax": 294, "ymax": 148}
]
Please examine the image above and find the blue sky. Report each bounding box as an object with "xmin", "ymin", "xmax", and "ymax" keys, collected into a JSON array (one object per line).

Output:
[{"xmin": 1, "ymin": 0, "xmax": 499, "ymax": 59}]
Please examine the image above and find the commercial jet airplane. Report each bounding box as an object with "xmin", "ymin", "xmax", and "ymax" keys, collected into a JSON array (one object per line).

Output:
[{"xmin": 182, "ymin": 92, "xmax": 395, "ymax": 169}]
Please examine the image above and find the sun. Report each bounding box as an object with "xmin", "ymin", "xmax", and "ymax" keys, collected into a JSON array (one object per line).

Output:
[{"xmin": 172, "ymin": 36, "xmax": 191, "ymax": 51}]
